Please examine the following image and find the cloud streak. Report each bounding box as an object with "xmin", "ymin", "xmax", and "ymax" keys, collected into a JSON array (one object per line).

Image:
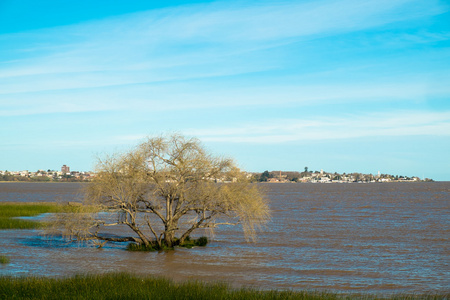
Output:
[
  {"xmin": 2, "ymin": 78, "xmax": 449, "ymax": 117},
  {"xmin": 0, "ymin": 0, "xmax": 446, "ymax": 87},
  {"xmin": 1, "ymin": 0, "xmax": 448, "ymax": 124},
  {"xmin": 188, "ymin": 111, "xmax": 450, "ymax": 143}
]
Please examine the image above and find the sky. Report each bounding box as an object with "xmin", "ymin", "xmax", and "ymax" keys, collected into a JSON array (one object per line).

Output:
[{"xmin": 1, "ymin": 0, "xmax": 449, "ymax": 180}]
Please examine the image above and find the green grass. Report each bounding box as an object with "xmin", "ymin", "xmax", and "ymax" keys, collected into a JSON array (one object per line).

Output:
[
  {"xmin": 126, "ymin": 242, "xmax": 158, "ymax": 251},
  {"xmin": 127, "ymin": 236, "xmax": 209, "ymax": 251},
  {"xmin": 179, "ymin": 236, "xmax": 208, "ymax": 248},
  {"xmin": 0, "ymin": 202, "xmax": 77, "ymax": 229},
  {"xmin": 0, "ymin": 255, "xmax": 10, "ymax": 264},
  {"xmin": 0, "ymin": 273, "xmax": 447, "ymax": 300}
]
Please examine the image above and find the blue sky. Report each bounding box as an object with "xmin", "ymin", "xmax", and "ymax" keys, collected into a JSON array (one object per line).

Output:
[{"xmin": 1, "ymin": 0, "xmax": 449, "ymax": 180}]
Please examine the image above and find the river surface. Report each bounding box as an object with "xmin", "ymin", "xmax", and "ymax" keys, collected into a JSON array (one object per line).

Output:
[{"xmin": 0, "ymin": 182, "xmax": 448, "ymax": 294}]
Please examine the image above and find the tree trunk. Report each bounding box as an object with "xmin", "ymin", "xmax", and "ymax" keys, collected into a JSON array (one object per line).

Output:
[
  {"xmin": 163, "ymin": 223, "xmax": 177, "ymax": 248},
  {"xmin": 128, "ymin": 224, "xmax": 151, "ymax": 247}
]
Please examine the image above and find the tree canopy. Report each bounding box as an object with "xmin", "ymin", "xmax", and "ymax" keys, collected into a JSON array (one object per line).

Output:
[{"xmin": 55, "ymin": 134, "xmax": 270, "ymax": 249}]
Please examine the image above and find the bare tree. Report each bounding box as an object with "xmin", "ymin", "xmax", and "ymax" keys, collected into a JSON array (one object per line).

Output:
[{"xmin": 55, "ymin": 134, "xmax": 270, "ymax": 249}]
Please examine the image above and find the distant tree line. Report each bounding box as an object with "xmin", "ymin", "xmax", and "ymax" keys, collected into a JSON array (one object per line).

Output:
[{"xmin": 256, "ymin": 170, "xmax": 304, "ymax": 182}]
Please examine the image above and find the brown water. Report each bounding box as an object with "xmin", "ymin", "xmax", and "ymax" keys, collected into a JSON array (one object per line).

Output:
[{"xmin": 0, "ymin": 182, "xmax": 449, "ymax": 294}]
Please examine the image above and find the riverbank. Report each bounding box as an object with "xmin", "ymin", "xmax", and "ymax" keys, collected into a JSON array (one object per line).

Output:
[{"xmin": 0, "ymin": 273, "xmax": 447, "ymax": 299}]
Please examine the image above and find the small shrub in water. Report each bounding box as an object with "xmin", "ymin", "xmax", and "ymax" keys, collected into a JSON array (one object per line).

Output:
[
  {"xmin": 179, "ymin": 236, "xmax": 208, "ymax": 248},
  {"xmin": 0, "ymin": 255, "xmax": 10, "ymax": 264},
  {"xmin": 126, "ymin": 243, "xmax": 157, "ymax": 252},
  {"xmin": 196, "ymin": 236, "xmax": 208, "ymax": 246},
  {"xmin": 127, "ymin": 237, "xmax": 208, "ymax": 251}
]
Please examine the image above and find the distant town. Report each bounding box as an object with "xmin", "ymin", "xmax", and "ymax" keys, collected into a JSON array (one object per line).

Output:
[
  {"xmin": 0, "ymin": 165, "xmax": 433, "ymax": 183},
  {"xmin": 251, "ymin": 168, "xmax": 433, "ymax": 183},
  {"xmin": 0, "ymin": 165, "xmax": 94, "ymax": 182}
]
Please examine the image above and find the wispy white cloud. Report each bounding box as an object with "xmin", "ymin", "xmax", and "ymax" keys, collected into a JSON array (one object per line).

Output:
[
  {"xmin": 2, "ymin": 78, "xmax": 449, "ymax": 117},
  {"xmin": 187, "ymin": 111, "xmax": 450, "ymax": 143},
  {"xmin": 0, "ymin": 0, "xmax": 446, "ymax": 91}
]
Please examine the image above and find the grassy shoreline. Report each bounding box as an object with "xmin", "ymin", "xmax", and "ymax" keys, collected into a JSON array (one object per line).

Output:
[
  {"xmin": 0, "ymin": 273, "xmax": 447, "ymax": 300},
  {"xmin": 0, "ymin": 202, "xmax": 77, "ymax": 229}
]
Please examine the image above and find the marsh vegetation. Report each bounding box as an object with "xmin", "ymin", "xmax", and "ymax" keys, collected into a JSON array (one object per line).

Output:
[
  {"xmin": 1, "ymin": 273, "xmax": 448, "ymax": 299},
  {"xmin": 0, "ymin": 202, "xmax": 77, "ymax": 230},
  {"xmin": 0, "ymin": 255, "xmax": 9, "ymax": 264}
]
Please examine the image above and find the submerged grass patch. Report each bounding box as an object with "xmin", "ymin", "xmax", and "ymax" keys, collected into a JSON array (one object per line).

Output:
[
  {"xmin": 126, "ymin": 236, "xmax": 209, "ymax": 251},
  {"xmin": 0, "ymin": 255, "xmax": 10, "ymax": 264},
  {"xmin": 179, "ymin": 236, "xmax": 208, "ymax": 248},
  {"xmin": 0, "ymin": 202, "xmax": 77, "ymax": 229},
  {"xmin": 126, "ymin": 243, "xmax": 158, "ymax": 252},
  {"xmin": 0, "ymin": 273, "xmax": 447, "ymax": 300},
  {"xmin": 0, "ymin": 218, "xmax": 40, "ymax": 230}
]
